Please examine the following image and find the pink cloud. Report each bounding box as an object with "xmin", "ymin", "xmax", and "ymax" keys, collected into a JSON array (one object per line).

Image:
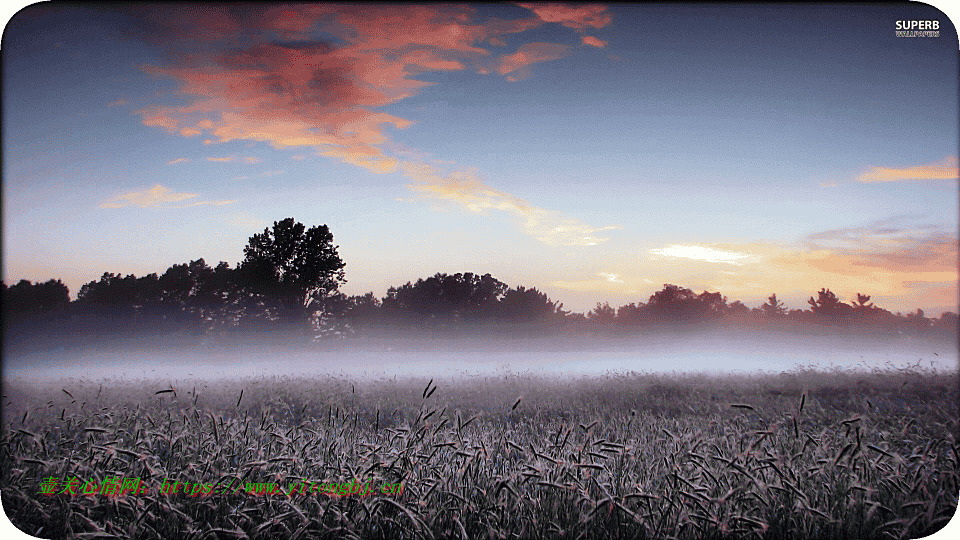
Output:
[
  {"xmin": 496, "ymin": 43, "xmax": 571, "ymax": 79},
  {"xmin": 518, "ymin": 3, "xmax": 612, "ymax": 29},
  {"xmin": 581, "ymin": 36, "xmax": 607, "ymax": 47},
  {"xmin": 136, "ymin": 6, "xmax": 550, "ymax": 171}
]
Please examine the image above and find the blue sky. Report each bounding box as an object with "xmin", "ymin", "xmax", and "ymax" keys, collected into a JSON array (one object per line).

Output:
[{"xmin": 3, "ymin": 2, "xmax": 958, "ymax": 315}]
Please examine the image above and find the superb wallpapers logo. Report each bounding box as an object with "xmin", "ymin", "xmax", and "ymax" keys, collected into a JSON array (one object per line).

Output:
[{"xmin": 896, "ymin": 20, "xmax": 940, "ymax": 37}]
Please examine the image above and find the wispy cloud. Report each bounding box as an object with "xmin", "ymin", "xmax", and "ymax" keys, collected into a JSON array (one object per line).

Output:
[
  {"xmin": 496, "ymin": 43, "xmax": 571, "ymax": 81},
  {"xmin": 858, "ymin": 155, "xmax": 958, "ymax": 182},
  {"xmin": 205, "ymin": 156, "xmax": 262, "ymax": 164},
  {"xmin": 166, "ymin": 157, "xmax": 190, "ymax": 165},
  {"xmin": 401, "ymin": 162, "xmax": 619, "ymax": 246},
  {"xmin": 100, "ymin": 184, "xmax": 237, "ymax": 209},
  {"xmin": 649, "ymin": 245, "xmax": 755, "ymax": 265},
  {"xmin": 581, "ymin": 36, "xmax": 607, "ymax": 47},
  {"xmin": 518, "ymin": 3, "xmax": 612, "ymax": 29},
  {"xmin": 598, "ymin": 272, "xmax": 623, "ymax": 283}
]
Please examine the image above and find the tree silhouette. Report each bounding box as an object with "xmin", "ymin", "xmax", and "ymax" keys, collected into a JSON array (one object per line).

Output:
[
  {"xmin": 238, "ymin": 218, "xmax": 346, "ymax": 326},
  {"xmin": 725, "ymin": 300, "xmax": 750, "ymax": 318},
  {"xmin": 382, "ymin": 272, "xmax": 507, "ymax": 322},
  {"xmin": 587, "ymin": 302, "xmax": 616, "ymax": 323},
  {"xmin": 499, "ymin": 286, "xmax": 567, "ymax": 321},
  {"xmin": 616, "ymin": 302, "xmax": 645, "ymax": 324},
  {"xmin": 807, "ymin": 288, "xmax": 850, "ymax": 322},
  {"xmin": 647, "ymin": 284, "xmax": 699, "ymax": 323},
  {"xmin": 2, "ymin": 279, "xmax": 69, "ymax": 315},
  {"xmin": 758, "ymin": 293, "xmax": 786, "ymax": 319}
]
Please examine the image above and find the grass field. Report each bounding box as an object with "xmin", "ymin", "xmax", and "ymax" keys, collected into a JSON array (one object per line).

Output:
[{"xmin": 2, "ymin": 363, "xmax": 957, "ymax": 539}]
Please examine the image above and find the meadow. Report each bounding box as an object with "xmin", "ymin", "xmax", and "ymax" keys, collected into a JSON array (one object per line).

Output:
[{"xmin": 2, "ymin": 363, "xmax": 957, "ymax": 539}]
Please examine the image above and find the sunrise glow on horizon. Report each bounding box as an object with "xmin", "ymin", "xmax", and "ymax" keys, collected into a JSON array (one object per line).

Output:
[{"xmin": 4, "ymin": 3, "xmax": 958, "ymax": 316}]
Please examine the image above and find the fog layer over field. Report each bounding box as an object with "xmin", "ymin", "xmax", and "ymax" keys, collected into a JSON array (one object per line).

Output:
[{"xmin": 6, "ymin": 327, "xmax": 955, "ymax": 383}]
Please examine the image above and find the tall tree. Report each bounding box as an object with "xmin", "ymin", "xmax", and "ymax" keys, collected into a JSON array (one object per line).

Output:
[{"xmin": 238, "ymin": 218, "xmax": 346, "ymax": 326}]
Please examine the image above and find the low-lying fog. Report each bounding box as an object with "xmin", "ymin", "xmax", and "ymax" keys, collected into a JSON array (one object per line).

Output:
[{"xmin": 6, "ymin": 327, "xmax": 955, "ymax": 384}]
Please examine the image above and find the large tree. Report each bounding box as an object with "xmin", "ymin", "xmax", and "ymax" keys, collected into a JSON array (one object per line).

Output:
[{"xmin": 238, "ymin": 218, "xmax": 346, "ymax": 325}]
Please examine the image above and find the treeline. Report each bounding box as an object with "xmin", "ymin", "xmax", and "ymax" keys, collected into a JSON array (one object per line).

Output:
[{"xmin": 3, "ymin": 218, "xmax": 957, "ymax": 347}]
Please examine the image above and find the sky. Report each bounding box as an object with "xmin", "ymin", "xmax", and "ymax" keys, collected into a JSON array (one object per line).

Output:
[{"xmin": 3, "ymin": 2, "xmax": 959, "ymax": 317}]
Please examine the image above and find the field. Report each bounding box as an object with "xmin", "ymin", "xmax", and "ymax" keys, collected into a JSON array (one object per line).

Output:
[{"xmin": 2, "ymin": 363, "xmax": 957, "ymax": 539}]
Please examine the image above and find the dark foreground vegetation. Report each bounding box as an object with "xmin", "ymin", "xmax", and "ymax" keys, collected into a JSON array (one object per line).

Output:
[{"xmin": 3, "ymin": 366, "xmax": 957, "ymax": 539}]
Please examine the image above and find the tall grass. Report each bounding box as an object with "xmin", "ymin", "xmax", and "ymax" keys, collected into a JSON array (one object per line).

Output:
[{"xmin": 2, "ymin": 364, "xmax": 957, "ymax": 539}]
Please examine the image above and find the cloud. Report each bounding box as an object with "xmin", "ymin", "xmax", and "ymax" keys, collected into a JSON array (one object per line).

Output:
[
  {"xmin": 857, "ymin": 155, "xmax": 958, "ymax": 182},
  {"xmin": 205, "ymin": 156, "xmax": 262, "ymax": 163},
  {"xmin": 107, "ymin": 98, "xmax": 128, "ymax": 107},
  {"xmin": 100, "ymin": 184, "xmax": 237, "ymax": 209},
  {"xmin": 132, "ymin": 6, "xmax": 618, "ymax": 242},
  {"xmin": 626, "ymin": 217, "xmax": 957, "ymax": 314},
  {"xmin": 819, "ymin": 182, "xmax": 838, "ymax": 187},
  {"xmin": 518, "ymin": 3, "xmax": 612, "ymax": 29},
  {"xmin": 496, "ymin": 42, "xmax": 571, "ymax": 80},
  {"xmin": 598, "ymin": 272, "xmax": 623, "ymax": 283},
  {"xmin": 166, "ymin": 157, "xmax": 190, "ymax": 165},
  {"xmin": 401, "ymin": 162, "xmax": 619, "ymax": 246},
  {"xmin": 581, "ymin": 35, "xmax": 607, "ymax": 47},
  {"xmin": 649, "ymin": 245, "xmax": 755, "ymax": 265},
  {"xmin": 133, "ymin": 5, "xmax": 558, "ymax": 170}
]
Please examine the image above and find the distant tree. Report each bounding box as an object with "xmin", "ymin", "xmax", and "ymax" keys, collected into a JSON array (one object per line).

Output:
[
  {"xmin": 2, "ymin": 279, "xmax": 70, "ymax": 315},
  {"xmin": 382, "ymin": 272, "xmax": 507, "ymax": 322},
  {"xmin": 758, "ymin": 293, "xmax": 787, "ymax": 319},
  {"xmin": 807, "ymin": 288, "xmax": 850, "ymax": 322},
  {"xmin": 933, "ymin": 311, "xmax": 958, "ymax": 335},
  {"xmin": 725, "ymin": 300, "xmax": 750, "ymax": 318},
  {"xmin": 696, "ymin": 291, "xmax": 727, "ymax": 319},
  {"xmin": 646, "ymin": 284, "xmax": 699, "ymax": 322},
  {"xmin": 904, "ymin": 308, "xmax": 931, "ymax": 334},
  {"xmin": 499, "ymin": 286, "xmax": 568, "ymax": 321},
  {"xmin": 238, "ymin": 218, "xmax": 346, "ymax": 327},
  {"xmin": 616, "ymin": 302, "xmax": 645, "ymax": 324},
  {"xmin": 587, "ymin": 302, "xmax": 616, "ymax": 323}
]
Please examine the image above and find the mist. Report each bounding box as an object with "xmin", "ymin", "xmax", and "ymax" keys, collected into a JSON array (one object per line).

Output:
[{"xmin": 7, "ymin": 326, "xmax": 955, "ymax": 385}]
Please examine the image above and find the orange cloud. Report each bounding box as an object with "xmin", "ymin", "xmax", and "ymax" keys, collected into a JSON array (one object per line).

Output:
[
  {"xmin": 100, "ymin": 185, "xmax": 237, "ymax": 209},
  {"xmin": 581, "ymin": 36, "xmax": 607, "ymax": 47},
  {"xmin": 165, "ymin": 158, "xmax": 190, "ymax": 165},
  {"xmin": 857, "ymin": 156, "xmax": 958, "ymax": 182},
  {"xmin": 518, "ymin": 3, "xmax": 612, "ymax": 29},
  {"xmin": 633, "ymin": 219, "xmax": 958, "ymax": 314},
  {"xmin": 401, "ymin": 162, "xmax": 619, "ymax": 246},
  {"xmin": 206, "ymin": 157, "xmax": 233, "ymax": 162}
]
